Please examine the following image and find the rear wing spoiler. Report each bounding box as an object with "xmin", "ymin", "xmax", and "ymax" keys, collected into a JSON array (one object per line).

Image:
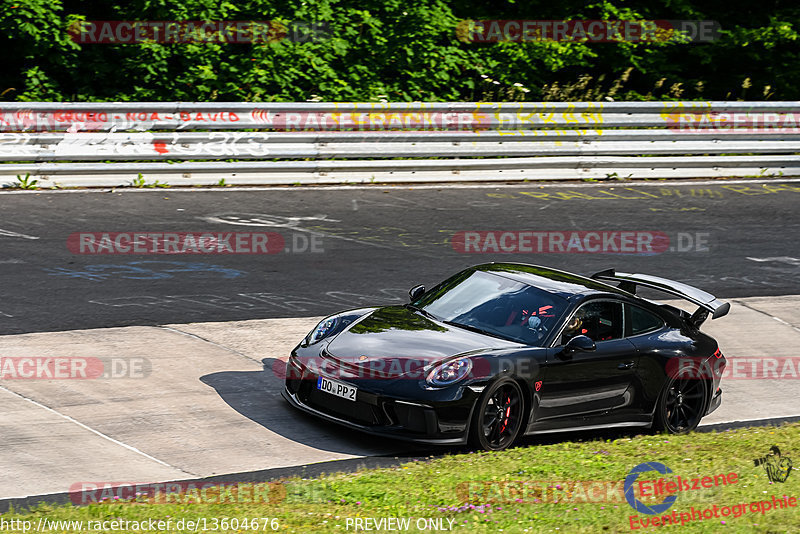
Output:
[{"xmin": 590, "ymin": 269, "xmax": 730, "ymax": 327}]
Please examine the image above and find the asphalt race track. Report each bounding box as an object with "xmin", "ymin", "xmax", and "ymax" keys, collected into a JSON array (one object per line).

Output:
[
  {"xmin": 1, "ymin": 178, "xmax": 799, "ymax": 503},
  {"xmin": 0, "ymin": 179, "xmax": 799, "ymax": 335}
]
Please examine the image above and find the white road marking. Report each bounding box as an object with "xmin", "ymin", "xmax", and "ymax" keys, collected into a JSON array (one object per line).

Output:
[
  {"xmin": 199, "ymin": 213, "xmax": 407, "ymax": 252},
  {"xmin": 159, "ymin": 325, "xmax": 261, "ymax": 364},
  {"xmin": 747, "ymin": 256, "xmax": 800, "ymax": 266},
  {"xmin": 771, "ymin": 315, "xmax": 800, "ymax": 334},
  {"xmin": 0, "ymin": 384, "xmax": 193, "ymax": 474},
  {"xmin": 735, "ymin": 299, "xmax": 800, "ymax": 335},
  {"xmin": 0, "ymin": 228, "xmax": 39, "ymax": 240},
  {"xmin": 0, "ymin": 311, "xmax": 12, "ymax": 317},
  {"xmin": 201, "ymin": 213, "xmax": 339, "ymax": 228}
]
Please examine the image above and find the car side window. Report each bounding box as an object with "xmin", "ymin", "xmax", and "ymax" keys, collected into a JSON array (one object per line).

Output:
[
  {"xmin": 560, "ymin": 301, "xmax": 623, "ymax": 344},
  {"xmin": 626, "ymin": 304, "xmax": 665, "ymax": 336}
]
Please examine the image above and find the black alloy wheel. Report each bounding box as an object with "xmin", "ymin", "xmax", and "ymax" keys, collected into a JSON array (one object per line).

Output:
[
  {"xmin": 655, "ymin": 368, "xmax": 709, "ymax": 434},
  {"xmin": 470, "ymin": 378, "xmax": 525, "ymax": 451}
]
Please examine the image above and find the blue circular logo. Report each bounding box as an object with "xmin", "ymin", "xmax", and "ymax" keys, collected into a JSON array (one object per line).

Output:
[{"xmin": 624, "ymin": 462, "xmax": 678, "ymax": 515}]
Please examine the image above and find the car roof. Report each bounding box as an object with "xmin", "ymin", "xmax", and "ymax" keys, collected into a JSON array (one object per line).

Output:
[{"xmin": 473, "ymin": 262, "xmax": 631, "ymax": 300}]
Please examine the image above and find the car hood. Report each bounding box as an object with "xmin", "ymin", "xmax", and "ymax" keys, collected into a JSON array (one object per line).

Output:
[{"xmin": 324, "ymin": 305, "xmax": 521, "ymax": 377}]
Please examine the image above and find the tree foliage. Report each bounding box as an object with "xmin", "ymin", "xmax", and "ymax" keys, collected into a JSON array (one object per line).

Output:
[{"xmin": 2, "ymin": 0, "xmax": 798, "ymax": 102}]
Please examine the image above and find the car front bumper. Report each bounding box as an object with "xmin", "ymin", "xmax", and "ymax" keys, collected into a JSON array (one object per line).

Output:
[
  {"xmin": 281, "ymin": 387, "xmax": 469, "ymax": 445},
  {"xmin": 282, "ymin": 352, "xmax": 477, "ymax": 445}
]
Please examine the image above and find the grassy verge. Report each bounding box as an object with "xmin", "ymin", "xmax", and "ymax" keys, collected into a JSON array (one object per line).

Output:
[{"xmin": 3, "ymin": 423, "xmax": 799, "ymax": 533}]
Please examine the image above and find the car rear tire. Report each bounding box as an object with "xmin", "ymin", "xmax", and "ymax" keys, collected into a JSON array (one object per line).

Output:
[
  {"xmin": 469, "ymin": 377, "xmax": 525, "ymax": 451},
  {"xmin": 654, "ymin": 367, "xmax": 709, "ymax": 434}
]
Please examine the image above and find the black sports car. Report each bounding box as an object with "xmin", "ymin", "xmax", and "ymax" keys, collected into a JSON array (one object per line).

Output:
[{"xmin": 282, "ymin": 263, "xmax": 729, "ymax": 451}]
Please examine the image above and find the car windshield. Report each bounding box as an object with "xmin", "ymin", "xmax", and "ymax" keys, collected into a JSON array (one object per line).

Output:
[{"xmin": 412, "ymin": 270, "xmax": 568, "ymax": 346}]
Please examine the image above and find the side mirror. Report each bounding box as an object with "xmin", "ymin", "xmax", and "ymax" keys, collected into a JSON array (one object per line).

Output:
[
  {"xmin": 409, "ymin": 285, "xmax": 425, "ymax": 301},
  {"xmin": 563, "ymin": 335, "xmax": 596, "ymax": 354}
]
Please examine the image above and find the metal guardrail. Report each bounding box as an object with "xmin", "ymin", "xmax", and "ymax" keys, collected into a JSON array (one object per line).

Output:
[{"xmin": 1, "ymin": 101, "xmax": 798, "ymax": 187}]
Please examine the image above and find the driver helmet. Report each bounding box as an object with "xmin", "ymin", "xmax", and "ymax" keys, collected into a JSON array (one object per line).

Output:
[{"xmin": 563, "ymin": 315, "xmax": 583, "ymax": 337}]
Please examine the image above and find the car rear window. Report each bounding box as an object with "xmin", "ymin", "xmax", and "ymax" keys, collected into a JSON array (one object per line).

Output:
[{"xmin": 627, "ymin": 304, "xmax": 665, "ymax": 335}]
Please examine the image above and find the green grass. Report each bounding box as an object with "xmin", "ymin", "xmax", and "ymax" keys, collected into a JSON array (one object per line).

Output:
[
  {"xmin": 3, "ymin": 423, "xmax": 799, "ymax": 533},
  {"xmin": 5, "ymin": 173, "xmax": 39, "ymax": 190}
]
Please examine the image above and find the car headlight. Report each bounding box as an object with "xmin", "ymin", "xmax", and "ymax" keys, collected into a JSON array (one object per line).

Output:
[
  {"xmin": 426, "ymin": 358, "xmax": 473, "ymax": 387},
  {"xmin": 301, "ymin": 308, "xmax": 376, "ymax": 346},
  {"xmin": 306, "ymin": 317, "xmax": 339, "ymax": 345}
]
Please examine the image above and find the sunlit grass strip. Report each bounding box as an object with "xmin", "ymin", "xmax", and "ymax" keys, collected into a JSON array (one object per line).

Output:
[{"xmin": 3, "ymin": 423, "xmax": 799, "ymax": 533}]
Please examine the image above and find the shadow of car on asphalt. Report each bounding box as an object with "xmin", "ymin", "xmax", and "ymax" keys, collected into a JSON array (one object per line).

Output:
[
  {"xmin": 200, "ymin": 357, "xmax": 435, "ymax": 458},
  {"xmin": 201, "ymin": 357, "xmax": 667, "ymax": 461}
]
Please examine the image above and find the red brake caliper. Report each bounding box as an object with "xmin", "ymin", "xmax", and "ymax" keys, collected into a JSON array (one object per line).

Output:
[{"xmin": 499, "ymin": 395, "xmax": 511, "ymax": 432}]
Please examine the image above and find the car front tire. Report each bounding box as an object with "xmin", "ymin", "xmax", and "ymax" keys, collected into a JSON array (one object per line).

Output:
[{"xmin": 468, "ymin": 377, "xmax": 525, "ymax": 451}]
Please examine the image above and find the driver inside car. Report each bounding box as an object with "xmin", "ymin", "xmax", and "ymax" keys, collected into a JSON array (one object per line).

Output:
[
  {"xmin": 561, "ymin": 315, "xmax": 583, "ymax": 343},
  {"xmin": 562, "ymin": 303, "xmax": 618, "ymax": 344}
]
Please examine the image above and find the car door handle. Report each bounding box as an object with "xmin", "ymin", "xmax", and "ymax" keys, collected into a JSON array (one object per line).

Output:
[{"xmin": 618, "ymin": 361, "xmax": 634, "ymax": 370}]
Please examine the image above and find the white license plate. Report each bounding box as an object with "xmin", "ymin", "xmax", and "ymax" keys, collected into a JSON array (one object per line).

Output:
[{"xmin": 317, "ymin": 376, "xmax": 357, "ymax": 402}]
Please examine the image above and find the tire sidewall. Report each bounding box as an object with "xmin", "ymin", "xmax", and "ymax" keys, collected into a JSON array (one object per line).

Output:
[
  {"xmin": 469, "ymin": 377, "xmax": 525, "ymax": 451},
  {"xmin": 655, "ymin": 368, "xmax": 709, "ymax": 434}
]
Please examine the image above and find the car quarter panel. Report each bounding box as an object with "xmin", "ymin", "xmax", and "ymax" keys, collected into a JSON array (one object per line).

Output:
[{"xmin": 628, "ymin": 326, "xmax": 719, "ymax": 416}]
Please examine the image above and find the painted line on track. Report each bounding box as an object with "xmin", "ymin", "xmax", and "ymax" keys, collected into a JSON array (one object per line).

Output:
[
  {"xmin": 0, "ymin": 228, "xmax": 39, "ymax": 239},
  {"xmin": 732, "ymin": 298, "xmax": 800, "ymax": 335},
  {"xmin": 0, "ymin": 384, "xmax": 193, "ymax": 475},
  {"xmin": 158, "ymin": 325, "xmax": 262, "ymax": 364}
]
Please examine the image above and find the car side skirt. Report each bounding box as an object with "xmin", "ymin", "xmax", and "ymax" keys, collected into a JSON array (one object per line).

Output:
[{"xmin": 523, "ymin": 421, "xmax": 652, "ymax": 436}]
